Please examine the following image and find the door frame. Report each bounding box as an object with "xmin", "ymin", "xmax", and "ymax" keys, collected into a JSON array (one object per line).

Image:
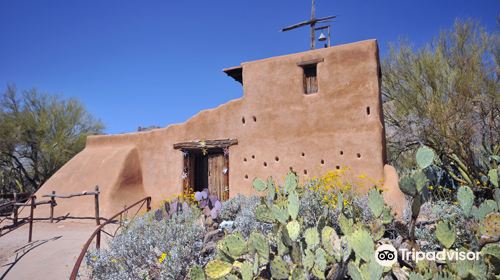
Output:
[{"xmin": 173, "ymin": 139, "xmax": 237, "ymax": 200}]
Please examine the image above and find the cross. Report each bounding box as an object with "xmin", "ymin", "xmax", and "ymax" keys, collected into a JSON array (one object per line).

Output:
[{"xmin": 281, "ymin": 0, "xmax": 336, "ymax": 49}]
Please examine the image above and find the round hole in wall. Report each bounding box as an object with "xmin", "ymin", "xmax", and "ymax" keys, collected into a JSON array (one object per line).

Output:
[
  {"xmin": 242, "ymin": 117, "xmax": 246, "ymax": 124},
  {"xmin": 253, "ymin": 116, "xmax": 257, "ymax": 122},
  {"xmin": 304, "ymin": 169, "xmax": 308, "ymax": 175},
  {"xmin": 301, "ymin": 152, "xmax": 305, "ymax": 157},
  {"xmin": 275, "ymin": 156, "xmax": 279, "ymax": 162},
  {"xmin": 243, "ymin": 157, "xmax": 247, "ymax": 162},
  {"xmin": 336, "ymin": 165, "xmax": 340, "ymax": 170},
  {"xmin": 357, "ymin": 153, "xmax": 361, "ymax": 158},
  {"xmin": 244, "ymin": 174, "xmax": 249, "ymax": 179},
  {"xmin": 340, "ymin": 150, "xmax": 344, "ymax": 155},
  {"xmin": 320, "ymin": 159, "xmax": 325, "ymax": 165},
  {"xmin": 366, "ymin": 106, "xmax": 371, "ymax": 115},
  {"xmin": 263, "ymin": 162, "xmax": 268, "ymax": 167},
  {"xmin": 251, "ymin": 155, "xmax": 255, "ymax": 159}
]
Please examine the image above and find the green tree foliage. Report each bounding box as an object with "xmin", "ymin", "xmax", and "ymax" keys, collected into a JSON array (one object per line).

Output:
[
  {"xmin": 382, "ymin": 19, "xmax": 499, "ymax": 191},
  {"xmin": 0, "ymin": 85, "xmax": 104, "ymax": 193}
]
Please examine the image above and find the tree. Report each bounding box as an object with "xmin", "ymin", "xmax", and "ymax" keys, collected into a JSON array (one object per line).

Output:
[
  {"xmin": 0, "ymin": 85, "xmax": 104, "ymax": 194},
  {"xmin": 382, "ymin": 19, "xmax": 499, "ymax": 193}
]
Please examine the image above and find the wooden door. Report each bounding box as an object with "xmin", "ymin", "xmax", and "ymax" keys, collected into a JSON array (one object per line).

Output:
[{"xmin": 208, "ymin": 153, "xmax": 228, "ymax": 201}]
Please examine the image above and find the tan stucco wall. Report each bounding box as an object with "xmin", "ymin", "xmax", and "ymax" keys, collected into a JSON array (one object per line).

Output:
[{"xmin": 35, "ymin": 39, "xmax": 402, "ymax": 218}]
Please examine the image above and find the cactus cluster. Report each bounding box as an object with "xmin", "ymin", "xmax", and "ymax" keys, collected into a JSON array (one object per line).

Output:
[{"xmin": 194, "ymin": 172, "xmax": 397, "ymax": 279}]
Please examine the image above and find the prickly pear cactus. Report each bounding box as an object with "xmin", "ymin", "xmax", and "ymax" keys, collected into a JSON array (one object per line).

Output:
[
  {"xmin": 472, "ymin": 200, "xmax": 497, "ymax": 221},
  {"xmin": 270, "ymin": 256, "xmax": 289, "ymax": 280},
  {"xmin": 347, "ymin": 228, "xmax": 374, "ymax": 262},
  {"xmin": 284, "ymin": 172, "xmax": 298, "ymax": 194},
  {"xmin": 288, "ymin": 190, "xmax": 300, "ymax": 220},
  {"xmin": 286, "ymin": 220, "xmax": 301, "ymax": 241},
  {"xmin": 488, "ymin": 168, "xmax": 498, "ymax": 188},
  {"xmin": 415, "ymin": 146, "xmax": 434, "ymax": 169},
  {"xmin": 272, "ymin": 204, "xmax": 289, "ymax": 224},
  {"xmin": 314, "ymin": 247, "xmax": 327, "ymax": 275},
  {"xmin": 221, "ymin": 233, "xmax": 247, "ymax": 258},
  {"xmin": 240, "ymin": 261, "xmax": 253, "ymax": 280},
  {"xmin": 347, "ymin": 262, "xmax": 364, "ymax": 280},
  {"xmin": 254, "ymin": 205, "xmax": 274, "ymax": 222},
  {"xmin": 338, "ymin": 213, "xmax": 353, "ymax": 235},
  {"xmin": 368, "ymin": 188, "xmax": 384, "ymax": 217},
  {"xmin": 204, "ymin": 259, "xmax": 232, "ymax": 279},
  {"xmin": 399, "ymin": 175, "xmax": 418, "ymax": 197},
  {"xmin": 304, "ymin": 227, "xmax": 320, "ymax": 249},
  {"xmin": 412, "ymin": 170, "xmax": 428, "ymax": 193},
  {"xmin": 253, "ymin": 177, "xmax": 268, "ymax": 192},
  {"xmin": 457, "ymin": 186, "xmax": 474, "ymax": 216},
  {"xmin": 360, "ymin": 260, "xmax": 383, "ymax": 280},
  {"xmin": 189, "ymin": 265, "xmax": 206, "ymax": 280},
  {"xmin": 248, "ymin": 232, "xmax": 269, "ymax": 261},
  {"xmin": 435, "ymin": 221, "xmax": 456, "ymax": 249},
  {"xmin": 482, "ymin": 212, "xmax": 500, "ymax": 236}
]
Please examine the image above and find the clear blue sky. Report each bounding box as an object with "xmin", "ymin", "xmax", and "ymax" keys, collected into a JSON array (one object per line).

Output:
[{"xmin": 0, "ymin": 0, "xmax": 498, "ymax": 134}]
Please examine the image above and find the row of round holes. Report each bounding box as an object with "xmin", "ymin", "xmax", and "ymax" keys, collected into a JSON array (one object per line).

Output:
[
  {"xmin": 243, "ymin": 152, "xmax": 361, "ymax": 163},
  {"xmin": 243, "ymin": 153, "xmax": 362, "ymax": 179},
  {"xmin": 242, "ymin": 116, "xmax": 257, "ymax": 124}
]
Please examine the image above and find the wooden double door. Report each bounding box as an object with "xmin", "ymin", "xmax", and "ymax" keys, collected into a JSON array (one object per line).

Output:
[{"xmin": 183, "ymin": 150, "xmax": 228, "ymax": 201}]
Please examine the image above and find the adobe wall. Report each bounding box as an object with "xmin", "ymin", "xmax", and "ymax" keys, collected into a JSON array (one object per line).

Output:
[{"xmin": 35, "ymin": 39, "xmax": 402, "ymax": 218}]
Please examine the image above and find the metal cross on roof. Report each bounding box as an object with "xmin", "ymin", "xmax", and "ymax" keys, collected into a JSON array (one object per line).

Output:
[{"xmin": 281, "ymin": 0, "xmax": 336, "ymax": 49}]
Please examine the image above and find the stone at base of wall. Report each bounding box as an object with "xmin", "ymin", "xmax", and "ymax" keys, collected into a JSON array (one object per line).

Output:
[{"xmin": 382, "ymin": 164, "xmax": 406, "ymax": 219}]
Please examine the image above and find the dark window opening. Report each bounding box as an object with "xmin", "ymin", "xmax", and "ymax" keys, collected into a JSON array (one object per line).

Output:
[
  {"xmin": 302, "ymin": 64, "xmax": 318, "ymax": 94},
  {"xmin": 192, "ymin": 151, "xmax": 209, "ymax": 192}
]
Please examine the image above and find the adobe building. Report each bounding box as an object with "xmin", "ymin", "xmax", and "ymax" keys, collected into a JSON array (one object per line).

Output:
[{"xmin": 35, "ymin": 39, "xmax": 404, "ymax": 218}]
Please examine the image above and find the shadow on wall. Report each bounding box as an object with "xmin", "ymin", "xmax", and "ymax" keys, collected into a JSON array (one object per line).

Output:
[{"xmin": 108, "ymin": 148, "xmax": 146, "ymax": 212}]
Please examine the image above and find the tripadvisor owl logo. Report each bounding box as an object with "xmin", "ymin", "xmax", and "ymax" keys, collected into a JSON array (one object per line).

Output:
[
  {"xmin": 374, "ymin": 244, "xmax": 482, "ymax": 267},
  {"xmin": 374, "ymin": 244, "xmax": 398, "ymax": 267}
]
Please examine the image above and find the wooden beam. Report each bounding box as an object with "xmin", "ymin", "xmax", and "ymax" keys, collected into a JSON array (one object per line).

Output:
[
  {"xmin": 297, "ymin": 58, "xmax": 324, "ymax": 67},
  {"xmin": 173, "ymin": 139, "xmax": 238, "ymax": 150}
]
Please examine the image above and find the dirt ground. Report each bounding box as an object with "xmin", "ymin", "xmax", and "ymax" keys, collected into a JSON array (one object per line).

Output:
[{"xmin": 0, "ymin": 220, "xmax": 97, "ymax": 280}]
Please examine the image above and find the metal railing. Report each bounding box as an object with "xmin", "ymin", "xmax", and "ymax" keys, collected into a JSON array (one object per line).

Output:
[{"xmin": 70, "ymin": 196, "xmax": 151, "ymax": 280}]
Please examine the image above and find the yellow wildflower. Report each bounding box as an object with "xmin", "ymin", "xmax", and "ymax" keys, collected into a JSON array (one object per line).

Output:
[{"xmin": 158, "ymin": 252, "xmax": 167, "ymax": 264}]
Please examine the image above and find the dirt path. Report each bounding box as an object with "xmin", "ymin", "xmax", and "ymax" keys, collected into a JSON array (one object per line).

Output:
[{"xmin": 0, "ymin": 221, "xmax": 97, "ymax": 280}]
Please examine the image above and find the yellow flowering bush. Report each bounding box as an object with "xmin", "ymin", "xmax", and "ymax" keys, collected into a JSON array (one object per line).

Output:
[{"xmin": 306, "ymin": 169, "xmax": 354, "ymax": 208}]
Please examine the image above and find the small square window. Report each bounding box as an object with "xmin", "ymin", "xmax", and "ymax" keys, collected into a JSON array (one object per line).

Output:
[{"xmin": 302, "ymin": 64, "xmax": 318, "ymax": 94}]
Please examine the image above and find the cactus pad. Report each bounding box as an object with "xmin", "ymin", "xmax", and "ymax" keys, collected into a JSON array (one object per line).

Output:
[
  {"xmin": 347, "ymin": 228, "xmax": 374, "ymax": 262},
  {"xmin": 482, "ymin": 212, "xmax": 500, "ymax": 236},
  {"xmin": 204, "ymin": 260, "xmax": 232, "ymax": 279},
  {"xmin": 286, "ymin": 220, "xmax": 301, "ymax": 241},
  {"xmin": 288, "ymin": 190, "xmax": 300, "ymax": 220},
  {"xmin": 457, "ymin": 186, "xmax": 474, "ymax": 216},
  {"xmin": 416, "ymin": 146, "xmax": 434, "ymax": 169},
  {"xmin": 270, "ymin": 256, "xmax": 289, "ymax": 279},
  {"xmin": 252, "ymin": 177, "xmax": 267, "ymax": 192},
  {"xmin": 305, "ymin": 227, "xmax": 320, "ymax": 249},
  {"xmin": 189, "ymin": 265, "xmax": 206, "ymax": 280},
  {"xmin": 435, "ymin": 221, "xmax": 456, "ymax": 249},
  {"xmin": 368, "ymin": 188, "xmax": 384, "ymax": 217}
]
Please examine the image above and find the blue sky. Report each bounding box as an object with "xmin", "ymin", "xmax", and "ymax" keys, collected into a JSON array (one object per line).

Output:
[{"xmin": 0, "ymin": 0, "xmax": 498, "ymax": 134}]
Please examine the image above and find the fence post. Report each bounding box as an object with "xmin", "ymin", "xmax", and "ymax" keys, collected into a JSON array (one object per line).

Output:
[
  {"xmin": 146, "ymin": 197, "xmax": 151, "ymax": 212},
  {"xmin": 94, "ymin": 185, "xmax": 101, "ymax": 250},
  {"xmin": 50, "ymin": 191, "xmax": 56, "ymax": 223},
  {"xmin": 28, "ymin": 195, "xmax": 36, "ymax": 242},
  {"xmin": 12, "ymin": 192, "xmax": 18, "ymax": 225}
]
